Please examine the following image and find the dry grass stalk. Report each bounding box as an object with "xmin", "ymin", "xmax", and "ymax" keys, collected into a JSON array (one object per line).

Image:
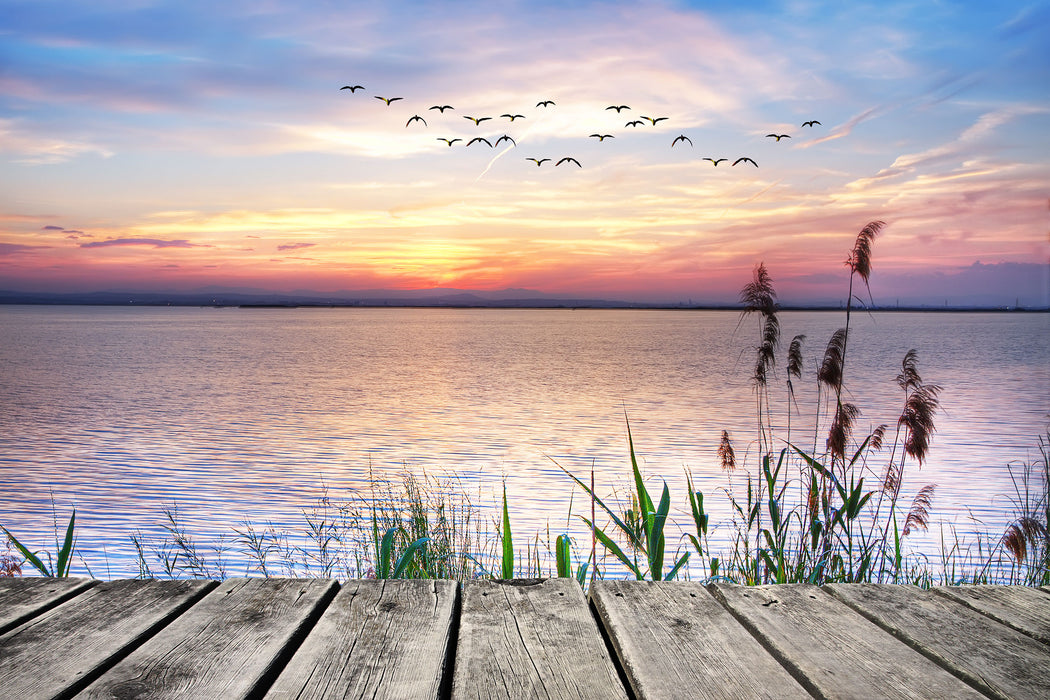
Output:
[{"xmin": 1002, "ymin": 516, "xmax": 1048, "ymax": 564}]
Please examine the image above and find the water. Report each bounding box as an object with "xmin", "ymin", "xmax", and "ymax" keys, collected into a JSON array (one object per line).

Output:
[{"xmin": 1, "ymin": 306, "xmax": 1047, "ymax": 579}]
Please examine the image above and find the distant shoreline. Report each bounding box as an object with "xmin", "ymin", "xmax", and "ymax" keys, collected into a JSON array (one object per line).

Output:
[{"xmin": 0, "ymin": 298, "xmax": 1045, "ymax": 313}]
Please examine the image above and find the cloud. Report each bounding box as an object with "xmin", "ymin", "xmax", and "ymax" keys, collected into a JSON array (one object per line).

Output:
[
  {"xmin": 79, "ymin": 238, "xmax": 206, "ymax": 249},
  {"xmin": 41, "ymin": 225, "xmax": 64, "ymax": 230},
  {"xmin": 276, "ymin": 242, "xmax": 317, "ymax": 251},
  {"xmin": 0, "ymin": 242, "xmax": 51, "ymax": 255}
]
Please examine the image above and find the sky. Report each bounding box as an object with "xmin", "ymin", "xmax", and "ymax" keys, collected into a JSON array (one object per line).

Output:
[{"xmin": 2, "ymin": 0, "xmax": 1049, "ymax": 306}]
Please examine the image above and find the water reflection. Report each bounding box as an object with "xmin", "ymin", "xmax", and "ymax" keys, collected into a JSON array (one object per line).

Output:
[{"xmin": 1, "ymin": 306, "xmax": 1047, "ymax": 578}]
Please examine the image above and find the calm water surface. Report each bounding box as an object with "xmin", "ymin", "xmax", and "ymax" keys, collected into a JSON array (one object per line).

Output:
[{"xmin": 1, "ymin": 306, "xmax": 1047, "ymax": 578}]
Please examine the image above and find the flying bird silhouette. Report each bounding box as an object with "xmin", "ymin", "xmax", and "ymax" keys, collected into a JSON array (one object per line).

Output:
[
  {"xmin": 406, "ymin": 115, "xmax": 427, "ymax": 127},
  {"xmin": 464, "ymin": 115, "xmax": 492, "ymax": 125},
  {"xmin": 733, "ymin": 157, "xmax": 758, "ymax": 167},
  {"xmin": 766, "ymin": 134, "xmax": 791, "ymax": 141},
  {"xmin": 495, "ymin": 135, "xmax": 516, "ymax": 146},
  {"xmin": 429, "ymin": 105, "xmax": 454, "ymax": 112},
  {"xmin": 605, "ymin": 105, "xmax": 630, "ymax": 112},
  {"xmin": 556, "ymin": 157, "xmax": 581, "ymax": 167},
  {"xmin": 625, "ymin": 120, "xmax": 644, "ymax": 128},
  {"xmin": 672, "ymin": 135, "xmax": 692, "ymax": 147},
  {"xmin": 375, "ymin": 96, "xmax": 403, "ymax": 105},
  {"xmin": 642, "ymin": 116, "xmax": 668, "ymax": 125},
  {"xmin": 526, "ymin": 157, "xmax": 550, "ymax": 166},
  {"xmin": 802, "ymin": 120, "xmax": 821, "ymax": 127},
  {"xmin": 589, "ymin": 134, "xmax": 614, "ymax": 141},
  {"xmin": 536, "ymin": 100, "xmax": 556, "ymax": 107},
  {"xmin": 437, "ymin": 138, "xmax": 462, "ymax": 147},
  {"xmin": 702, "ymin": 157, "xmax": 727, "ymax": 166},
  {"xmin": 467, "ymin": 137, "xmax": 493, "ymax": 147},
  {"xmin": 501, "ymin": 114, "xmax": 525, "ymax": 121},
  {"xmin": 340, "ymin": 85, "xmax": 364, "ymax": 92}
]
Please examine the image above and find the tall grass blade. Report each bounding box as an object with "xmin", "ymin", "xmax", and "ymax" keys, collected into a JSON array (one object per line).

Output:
[
  {"xmin": 500, "ymin": 484, "xmax": 514, "ymax": 579},
  {"xmin": 55, "ymin": 509, "xmax": 76, "ymax": 577}
]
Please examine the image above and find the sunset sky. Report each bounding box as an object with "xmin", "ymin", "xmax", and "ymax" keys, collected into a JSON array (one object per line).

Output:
[{"xmin": 2, "ymin": 0, "xmax": 1048, "ymax": 305}]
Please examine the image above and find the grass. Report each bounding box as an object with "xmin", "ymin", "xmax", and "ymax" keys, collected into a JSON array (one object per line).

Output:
[{"xmin": 4, "ymin": 222, "xmax": 1047, "ymax": 585}]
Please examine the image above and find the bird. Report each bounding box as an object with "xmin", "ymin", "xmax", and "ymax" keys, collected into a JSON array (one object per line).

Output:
[
  {"xmin": 625, "ymin": 120, "xmax": 644, "ymax": 128},
  {"xmin": 429, "ymin": 105, "xmax": 454, "ymax": 112},
  {"xmin": 556, "ymin": 157, "xmax": 581, "ymax": 167},
  {"xmin": 437, "ymin": 138, "xmax": 461, "ymax": 147},
  {"xmin": 642, "ymin": 116, "xmax": 668, "ymax": 125},
  {"xmin": 733, "ymin": 157, "xmax": 758, "ymax": 167},
  {"xmin": 526, "ymin": 157, "xmax": 550, "ymax": 166},
  {"xmin": 536, "ymin": 100, "xmax": 555, "ymax": 107},
  {"xmin": 589, "ymin": 134, "xmax": 614, "ymax": 141},
  {"xmin": 802, "ymin": 120, "xmax": 821, "ymax": 127},
  {"xmin": 501, "ymin": 114, "xmax": 526, "ymax": 121},
  {"xmin": 464, "ymin": 115, "xmax": 492, "ymax": 125},
  {"xmin": 340, "ymin": 85, "xmax": 364, "ymax": 92},
  {"xmin": 766, "ymin": 133, "xmax": 791, "ymax": 141},
  {"xmin": 467, "ymin": 137, "xmax": 493, "ymax": 147},
  {"xmin": 605, "ymin": 105, "xmax": 630, "ymax": 112},
  {"xmin": 406, "ymin": 115, "xmax": 427, "ymax": 127},
  {"xmin": 495, "ymin": 134, "xmax": 516, "ymax": 146},
  {"xmin": 702, "ymin": 157, "xmax": 727, "ymax": 166},
  {"xmin": 672, "ymin": 135, "xmax": 692, "ymax": 147},
  {"xmin": 375, "ymin": 96, "xmax": 403, "ymax": 105}
]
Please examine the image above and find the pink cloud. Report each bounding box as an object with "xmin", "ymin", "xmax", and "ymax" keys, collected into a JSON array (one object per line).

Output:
[{"xmin": 79, "ymin": 238, "xmax": 207, "ymax": 249}]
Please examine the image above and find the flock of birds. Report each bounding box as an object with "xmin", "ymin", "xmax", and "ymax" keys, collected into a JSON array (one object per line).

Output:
[{"xmin": 340, "ymin": 84, "xmax": 822, "ymax": 170}]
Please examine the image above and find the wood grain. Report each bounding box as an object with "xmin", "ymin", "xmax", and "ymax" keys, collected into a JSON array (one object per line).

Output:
[
  {"xmin": 0, "ymin": 578, "xmax": 214, "ymax": 698},
  {"xmin": 79, "ymin": 577, "xmax": 336, "ymax": 700},
  {"xmin": 826, "ymin": 583, "xmax": 1050, "ymax": 700},
  {"xmin": 711, "ymin": 583, "xmax": 985, "ymax": 699},
  {"xmin": 0, "ymin": 576, "xmax": 96, "ymax": 635},
  {"xmin": 933, "ymin": 583, "xmax": 1050, "ymax": 644},
  {"xmin": 452, "ymin": 578, "xmax": 628, "ymax": 700},
  {"xmin": 590, "ymin": 580, "xmax": 809, "ymax": 699},
  {"xmin": 265, "ymin": 579, "xmax": 457, "ymax": 700}
]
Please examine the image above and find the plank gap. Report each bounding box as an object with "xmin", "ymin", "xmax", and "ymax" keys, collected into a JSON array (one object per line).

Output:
[
  {"xmin": 821, "ymin": 585, "xmax": 1010, "ymax": 700},
  {"xmin": 437, "ymin": 582, "xmax": 463, "ymax": 700},
  {"xmin": 586, "ymin": 595, "xmax": 638, "ymax": 700},
  {"xmin": 705, "ymin": 584, "xmax": 825, "ymax": 699},
  {"xmin": 245, "ymin": 579, "xmax": 342, "ymax": 700},
  {"xmin": 54, "ymin": 579, "xmax": 219, "ymax": 700}
]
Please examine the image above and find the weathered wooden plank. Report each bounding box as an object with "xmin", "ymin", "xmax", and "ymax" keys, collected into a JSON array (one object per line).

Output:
[
  {"xmin": 826, "ymin": 583, "xmax": 1050, "ymax": 700},
  {"xmin": 0, "ymin": 578, "xmax": 215, "ymax": 699},
  {"xmin": 933, "ymin": 584, "xmax": 1050, "ymax": 645},
  {"xmin": 452, "ymin": 578, "xmax": 628, "ymax": 700},
  {"xmin": 590, "ymin": 581, "xmax": 809, "ymax": 699},
  {"xmin": 265, "ymin": 579, "xmax": 457, "ymax": 700},
  {"xmin": 711, "ymin": 583, "xmax": 985, "ymax": 699},
  {"xmin": 79, "ymin": 577, "xmax": 337, "ymax": 699},
  {"xmin": 0, "ymin": 576, "xmax": 97, "ymax": 635}
]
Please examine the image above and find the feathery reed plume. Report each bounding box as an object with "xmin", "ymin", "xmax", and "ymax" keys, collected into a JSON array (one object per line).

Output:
[
  {"xmin": 818, "ymin": 328, "xmax": 848, "ymax": 390},
  {"xmin": 882, "ymin": 460, "xmax": 901, "ymax": 494},
  {"xmin": 847, "ymin": 220, "xmax": 884, "ymax": 290},
  {"xmin": 787, "ymin": 335, "xmax": 805, "ymax": 381},
  {"xmin": 896, "ymin": 349, "xmax": 922, "ymax": 391},
  {"xmin": 899, "ymin": 383, "xmax": 942, "ymax": 465},
  {"xmin": 827, "ymin": 401, "xmax": 860, "ymax": 463},
  {"xmin": 718, "ymin": 430, "xmax": 736, "ymax": 472},
  {"xmin": 740, "ymin": 262, "xmax": 776, "ymax": 312},
  {"xmin": 740, "ymin": 263, "xmax": 780, "ymax": 390},
  {"xmin": 902, "ymin": 484, "xmax": 935, "ymax": 536},
  {"xmin": 870, "ymin": 424, "xmax": 888, "ymax": 451},
  {"xmin": 1002, "ymin": 517, "xmax": 1048, "ymax": 564}
]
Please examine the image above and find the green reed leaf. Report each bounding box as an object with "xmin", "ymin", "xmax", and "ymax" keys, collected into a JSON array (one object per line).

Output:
[
  {"xmin": 500, "ymin": 484, "xmax": 513, "ymax": 579},
  {"xmin": 1, "ymin": 526, "xmax": 53, "ymax": 577}
]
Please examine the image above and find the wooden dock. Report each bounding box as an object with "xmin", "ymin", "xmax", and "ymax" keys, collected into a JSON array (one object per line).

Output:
[{"xmin": 2, "ymin": 577, "xmax": 1049, "ymax": 699}]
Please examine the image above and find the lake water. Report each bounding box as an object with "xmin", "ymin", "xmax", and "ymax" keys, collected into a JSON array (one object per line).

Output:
[{"xmin": 1, "ymin": 306, "xmax": 1047, "ymax": 579}]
